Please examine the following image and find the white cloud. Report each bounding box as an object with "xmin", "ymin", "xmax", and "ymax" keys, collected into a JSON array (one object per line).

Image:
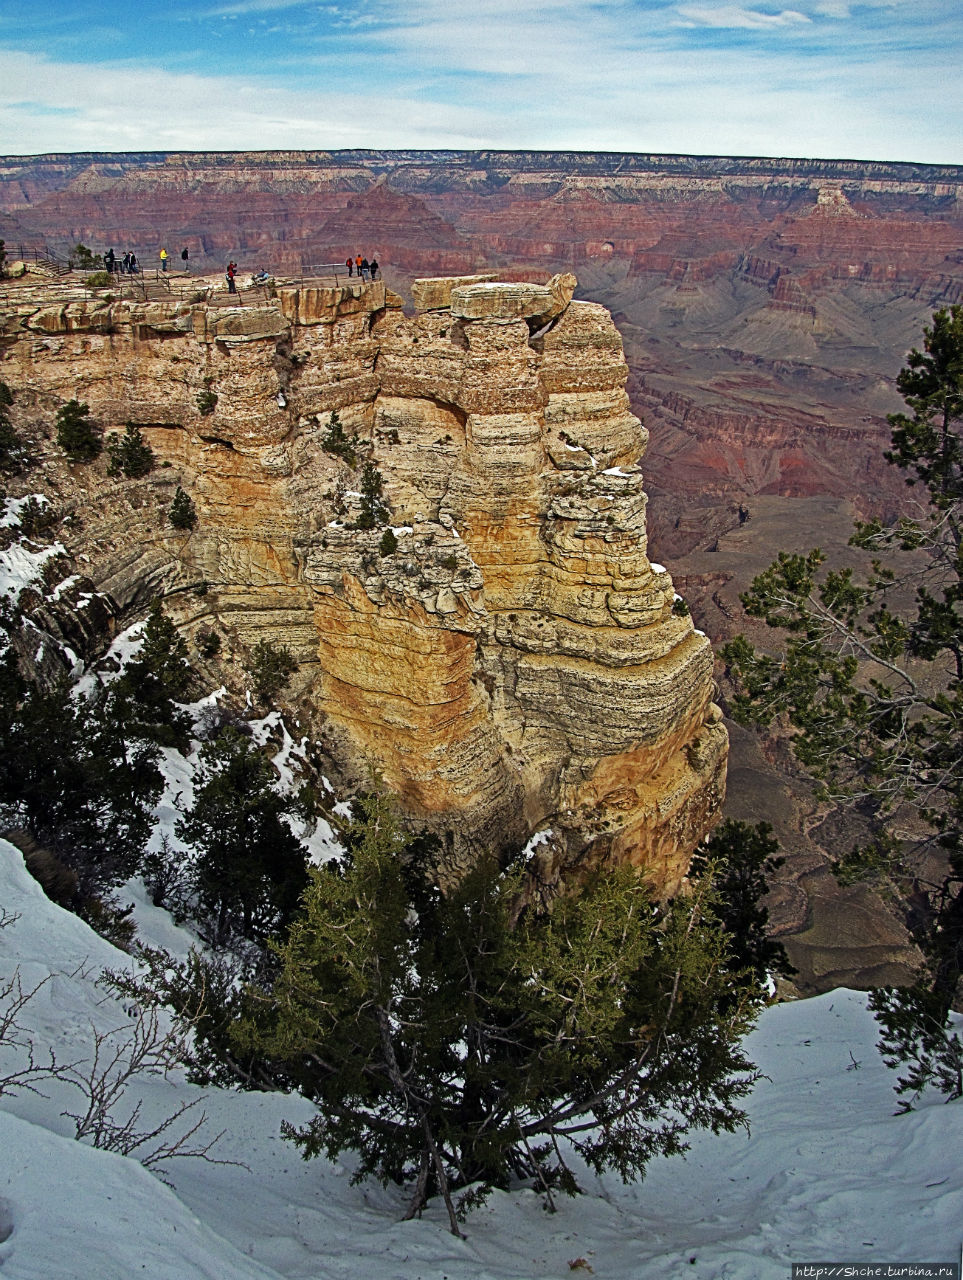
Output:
[
  {"xmin": 196, "ymin": 0, "xmax": 319, "ymax": 16},
  {"xmin": 676, "ymin": 5, "xmax": 811, "ymax": 29},
  {"xmin": 0, "ymin": 6, "xmax": 959, "ymax": 165},
  {"xmin": 0, "ymin": 50, "xmax": 506, "ymax": 152}
]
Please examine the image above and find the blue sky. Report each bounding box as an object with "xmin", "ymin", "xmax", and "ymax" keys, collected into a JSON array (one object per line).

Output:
[{"xmin": 0, "ymin": 0, "xmax": 959, "ymax": 162}]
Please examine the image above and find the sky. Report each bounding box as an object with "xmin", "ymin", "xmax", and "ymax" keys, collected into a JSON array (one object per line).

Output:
[{"xmin": 0, "ymin": 0, "xmax": 959, "ymax": 164}]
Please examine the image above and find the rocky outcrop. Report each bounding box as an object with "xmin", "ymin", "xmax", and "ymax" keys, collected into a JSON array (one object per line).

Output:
[
  {"xmin": 0, "ymin": 272, "xmax": 725, "ymax": 890},
  {"xmin": 3, "ymin": 148, "xmax": 960, "ymax": 549}
]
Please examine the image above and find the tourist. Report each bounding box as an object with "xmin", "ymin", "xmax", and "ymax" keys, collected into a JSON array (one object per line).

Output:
[
  {"xmin": 360, "ymin": 257, "xmax": 370, "ymax": 281},
  {"xmin": 346, "ymin": 256, "xmax": 354, "ymax": 277},
  {"xmin": 104, "ymin": 248, "xmax": 115, "ymax": 274},
  {"xmin": 355, "ymin": 254, "xmax": 362, "ymax": 277},
  {"xmin": 181, "ymin": 247, "xmax": 190, "ymax": 272},
  {"xmin": 129, "ymin": 253, "xmax": 138, "ymax": 274},
  {"xmin": 159, "ymin": 247, "xmax": 168, "ymax": 272},
  {"xmin": 226, "ymin": 260, "xmax": 237, "ymax": 294},
  {"xmin": 369, "ymin": 259, "xmax": 379, "ymax": 281},
  {"xmin": 121, "ymin": 251, "xmax": 131, "ymax": 274}
]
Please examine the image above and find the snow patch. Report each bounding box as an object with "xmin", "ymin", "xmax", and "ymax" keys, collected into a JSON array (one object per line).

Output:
[
  {"xmin": 0, "ymin": 494, "xmax": 49, "ymax": 528},
  {"xmin": 49, "ymin": 573, "xmax": 82, "ymax": 600},
  {"xmin": 0, "ymin": 540, "xmax": 64, "ymax": 602},
  {"xmin": 521, "ymin": 828, "xmax": 552, "ymax": 858}
]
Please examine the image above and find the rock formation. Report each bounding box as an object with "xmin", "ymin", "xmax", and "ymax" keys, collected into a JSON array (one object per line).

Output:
[
  {"xmin": 3, "ymin": 147, "xmax": 960, "ymax": 558},
  {"xmin": 0, "ymin": 270, "xmax": 726, "ymax": 891}
]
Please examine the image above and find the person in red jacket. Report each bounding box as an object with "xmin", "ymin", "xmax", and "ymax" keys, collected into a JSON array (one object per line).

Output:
[
  {"xmin": 226, "ymin": 260, "xmax": 237, "ymax": 294},
  {"xmin": 346, "ymin": 256, "xmax": 353, "ymax": 277}
]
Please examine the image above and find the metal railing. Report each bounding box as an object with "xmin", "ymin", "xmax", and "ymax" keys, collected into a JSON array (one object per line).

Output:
[
  {"xmin": 1, "ymin": 249, "xmax": 385, "ymax": 308},
  {"xmin": 10, "ymin": 243, "xmax": 72, "ymax": 275}
]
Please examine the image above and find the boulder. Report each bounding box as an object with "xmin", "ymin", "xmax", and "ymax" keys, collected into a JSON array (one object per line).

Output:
[
  {"xmin": 412, "ymin": 274, "xmax": 497, "ymax": 312},
  {"xmin": 450, "ymin": 272, "xmax": 576, "ymax": 325}
]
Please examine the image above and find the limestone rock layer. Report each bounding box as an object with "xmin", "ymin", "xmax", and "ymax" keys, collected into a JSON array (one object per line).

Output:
[{"xmin": 1, "ymin": 273, "xmax": 726, "ymax": 890}]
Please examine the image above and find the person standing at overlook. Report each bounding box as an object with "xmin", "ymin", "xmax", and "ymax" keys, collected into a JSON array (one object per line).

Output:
[
  {"xmin": 346, "ymin": 256, "xmax": 353, "ymax": 277},
  {"xmin": 181, "ymin": 247, "xmax": 190, "ymax": 273},
  {"xmin": 159, "ymin": 247, "xmax": 168, "ymax": 272},
  {"xmin": 226, "ymin": 260, "xmax": 237, "ymax": 294}
]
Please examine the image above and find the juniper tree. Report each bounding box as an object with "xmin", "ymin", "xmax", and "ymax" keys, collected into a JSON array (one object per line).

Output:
[
  {"xmin": 724, "ymin": 306, "xmax": 963, "ymax": 1102},
  {"xmin": 71, "ymin": 243, "xmax": 98, "ymax": 271},
  {"xmin": 224, "ymin": 793, "xmax": 762, "ymax": 1235}
]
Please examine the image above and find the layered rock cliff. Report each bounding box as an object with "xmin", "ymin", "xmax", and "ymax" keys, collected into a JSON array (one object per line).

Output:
[
  {"xmin": 0, "ymin": 270, "xmax": 726, "ymax": 890},
  {"xmin": 3, "ymin": 147, "xmax": 960, "ymax": 559}
]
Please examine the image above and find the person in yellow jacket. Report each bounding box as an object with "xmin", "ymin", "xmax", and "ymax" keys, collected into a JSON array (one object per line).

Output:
[{"xmin": 159, "ymin": 247, "xmax": 168, "ymax": 272}]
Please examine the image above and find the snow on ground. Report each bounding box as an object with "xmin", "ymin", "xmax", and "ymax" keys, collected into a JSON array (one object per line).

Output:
[
  {"xmin": 0, "ymin": 1111, "xmax": 279, "ymax": 1280},
  {"xmin": 0, "ymin": 496, "xmax": 49, "ymax": 529},
  {"xmin": 0, "ymin": 541, "xmax": 64, "ymax": 605},
  {"xmin": 1, "ymin": 836, "xmax": 961, "ymax": 1280}
]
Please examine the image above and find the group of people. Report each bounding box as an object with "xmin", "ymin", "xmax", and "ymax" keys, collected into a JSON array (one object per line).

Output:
[
  {"xmin": 102, "ymin": 248, "xmax": 140, "ymax": 275},
  {"xmin": 96, "ymin": 245, "xmax": 376, "ymax": 290},
  {"xmin": 346, "ymin": 254, "xmax": 379, "ymax": 281},
  {"xmin": 99, "ymin": 247, "xmax": 194, "ymax": 275},
  {"xmin": 158, "ymin": 248, "xmax": 191, "ymax": 273}
]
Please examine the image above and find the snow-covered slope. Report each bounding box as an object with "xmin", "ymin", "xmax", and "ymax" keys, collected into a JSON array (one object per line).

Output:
[{"xmin": 1, "ymin": 836, "xmax": 961, "ymax": 1280}]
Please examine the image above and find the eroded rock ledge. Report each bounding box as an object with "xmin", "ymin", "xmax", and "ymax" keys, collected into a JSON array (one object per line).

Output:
[{"xmin": 1, "ymin": 272, "xmax": 726, "ymax": 889}]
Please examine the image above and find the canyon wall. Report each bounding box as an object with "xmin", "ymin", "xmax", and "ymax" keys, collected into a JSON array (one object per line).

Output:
[
  {"xmin": 4, "ymin": 147, "xmax": 957, "ymax": 980},
  {"xmin": 0, "ymin": 270, "xmax": 725, "ymax": 890},
  {"xmin": 3, "ymin": 148, "xmax": 960, "ymax": 555}
]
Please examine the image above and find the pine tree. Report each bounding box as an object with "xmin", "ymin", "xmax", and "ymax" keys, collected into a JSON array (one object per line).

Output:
[
  {"xmin": 0, "ymin": 380, "xmax": 20, "ymax": 470},
  {"xmin": 175, "ymin": 727, "xmax": 308, "ymax": 946},
  {"xmin": 246, "ymin": 639, "xmax": 297, "ymax": 706},
  {"xmin": 169, "ymin": 486, "xmax": 197, "ymax": 530},
  {"xmin": 724, "ymin": 306, "xmax": 963, "ymax": 1101},
  {"xmin": 0, "ymin": 676, "xmax": 162, "ymax": 897},
  {"xmin": 321, "ymin": 410, "xmax": 360, "ymax": 468},
  {"xmin": 692, "ymin": 819, "xmax": 795, "ymax": 989},
  {"xmin": 55, "ymin": 399, "xmax": 100, "ymax": 462},
  {"xmin": 114, "ymin": 601, "xmax": 193, "ymax": 749},
  {"xmin": 106, "ymin": 423, "xmax": 155, "ymax": 478},
  {"xmin": 354, "ymin": 461, "xmax": 389, "ymax": 529}
]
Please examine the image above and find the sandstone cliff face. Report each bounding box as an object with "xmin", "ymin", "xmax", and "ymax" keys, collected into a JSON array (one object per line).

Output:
[
  {"xmin": 0, "ymin": 271, "xmax": 725, "ymax": 890},
  {"xmin": 4, "ymin": 147, "xmax": 958, "ymax": 552}
]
